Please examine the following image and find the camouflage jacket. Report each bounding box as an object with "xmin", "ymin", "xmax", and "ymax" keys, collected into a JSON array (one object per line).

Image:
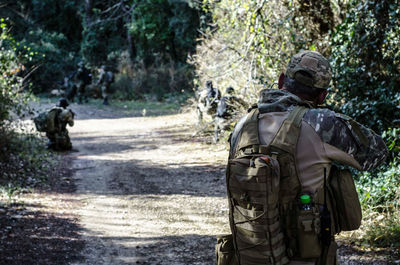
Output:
[{"xmin": 230, "ymin": 89, "xmax": 388, "ymax": 192}]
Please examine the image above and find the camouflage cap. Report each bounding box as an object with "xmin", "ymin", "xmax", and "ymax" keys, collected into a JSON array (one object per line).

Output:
[{"xmin": 285, "ymin": 50, "xmax": 332, "ymax": 89}]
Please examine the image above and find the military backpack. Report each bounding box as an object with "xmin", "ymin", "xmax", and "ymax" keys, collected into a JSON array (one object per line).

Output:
[
  {"xmin": 217, "ymin": 105, "xmax": 362, "ymax": 265},
  {"xmin": 33, "ymin": 107, "xmax": 62, "ymax": 133}
]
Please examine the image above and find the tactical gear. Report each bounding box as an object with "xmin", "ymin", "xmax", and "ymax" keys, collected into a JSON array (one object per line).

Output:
[
  {"xmin": 58, "ymin": 98, "xmax": 69, "ymax": 109},
  {"xmin": 226, "ymin": 106, "xmax": 309, "ymax": 265},
  {"xmin": 285, "ymin": 51, "xmax": 332, "ymax": 89},
  {"xmin": 226, "ymin": 89, "xmax": 386, "ymax": 265},
  {"xmin": 33, "ymin": 107, "xmax": 74, "ymax": 151},
  {"xmin": 34, "ymin": 107, "xmax": 63, "ymax": 133},
  {"xmin": 315, "ymin": 166, "xmax": 362, "ymax": 234},
  {"xmin": 216, "ymin": 234, "xmax": 238, "ymax": 265},
  {"xmin": 215, "ymin": 94, "xmax": 246, "ymax": 142},
  {"xmin": 225, "ymin": 105, "xmax": 355, "ymax": 265}
]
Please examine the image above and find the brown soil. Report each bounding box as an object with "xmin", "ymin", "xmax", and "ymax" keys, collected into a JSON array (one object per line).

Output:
[{"xmin": 0, "ymin": 101, "xmax": 398, "ymax": 265}]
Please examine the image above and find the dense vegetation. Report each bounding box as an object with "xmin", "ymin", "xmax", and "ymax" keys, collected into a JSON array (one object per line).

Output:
[
  {"xmin": 0, "ymin": 0, "xmax": 204, "ymax": 99},
  {"xmin": 0, "ymin": 0, "xmax": 399, "ymax": 250},
  {"xmin": 194, "ymin": 0, "xmax": 400, "ymax": 247}
]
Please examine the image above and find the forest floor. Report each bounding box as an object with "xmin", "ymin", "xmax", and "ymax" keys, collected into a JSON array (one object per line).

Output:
[{"xmin": 0, "ymin": 99, "xmax": 398, "ymax": 265}]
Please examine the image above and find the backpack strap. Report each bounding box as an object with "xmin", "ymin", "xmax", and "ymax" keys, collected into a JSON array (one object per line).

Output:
[
  {"xmin": 235, "ymin": 105, "xmax": 308, "ymax": 157},
  {"xmin": 270, "ymin": 106, "xmax": 308, "ymax": 154},
  {"xmin": 235, "ymin": 108, "xmax": 260, "ymax": 155}
]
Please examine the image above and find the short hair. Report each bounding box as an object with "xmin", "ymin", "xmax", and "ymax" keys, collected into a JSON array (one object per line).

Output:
[{"xmin": 283, "ymin": 73, "xmax": 326, "ymax": 100}]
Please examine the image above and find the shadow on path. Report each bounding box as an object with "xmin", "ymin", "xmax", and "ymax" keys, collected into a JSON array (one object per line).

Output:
[{"xmin": 0, "ymin": 203, "xmax": 84, "ymax": 265}]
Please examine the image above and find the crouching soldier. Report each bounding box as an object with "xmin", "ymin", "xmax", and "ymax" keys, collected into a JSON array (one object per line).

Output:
[
  {"xmin": 34, "ymin": 98, "xmax": 75, "ymax": 151},
  {"xmin": 197, "ymin": 80, "xmax": 221, "ymax": 124},
  {"xmin": 214, "ymin": 87, "xmax": 246, "ymax": 142}
]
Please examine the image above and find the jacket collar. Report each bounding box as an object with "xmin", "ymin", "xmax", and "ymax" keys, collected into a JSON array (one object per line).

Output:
[{"xmin": 257, "ymin": 89, "xmax": 313, "ymax": 113}]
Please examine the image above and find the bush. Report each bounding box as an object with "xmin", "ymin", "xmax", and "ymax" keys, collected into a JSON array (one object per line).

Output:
[
  {"xmin": 0, "ymin": 128, "xmax": 54, "ymax": 195},
  {"xmin": 111, "ymin": 51, "xmax": 195, "ymax": 101},
  {"xmin": 0, "ymin": 18, "xmax": 31, "ymax": 126}
]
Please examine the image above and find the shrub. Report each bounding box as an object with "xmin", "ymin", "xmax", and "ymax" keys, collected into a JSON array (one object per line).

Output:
[{"xmin": 0, "ymin": 18, "xmax": 31, "ymax": 126}]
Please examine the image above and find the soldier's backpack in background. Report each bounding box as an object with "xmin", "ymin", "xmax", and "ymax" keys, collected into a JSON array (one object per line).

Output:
[{"xmin": 33, "ymin": 107, "xmax": 62, "ymax": 133}]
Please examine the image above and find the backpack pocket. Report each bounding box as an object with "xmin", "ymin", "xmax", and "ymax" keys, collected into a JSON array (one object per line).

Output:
[
  {"xmin": 216, "ymin": 234, "xmax": 238, "ymax": 265},
  {"xmin": 315, "ymin": 166, "xmax": 362, "ymax": 234},
  {"xmin": 227, "ymin": 156, "xmax": 289, "ymax": 265},
  {"xmin": 329, "ymin": 166, "xmax": 362, "ymax": 231},
  {"xmin": 296, "ymin": 206, "xmax": 322, "ymax": 258}
]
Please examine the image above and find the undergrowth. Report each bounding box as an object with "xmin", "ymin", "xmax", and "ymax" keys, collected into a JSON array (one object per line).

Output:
[{"xmin": 0, "ymin": 127, "xmax": 57, "ymax": 202}]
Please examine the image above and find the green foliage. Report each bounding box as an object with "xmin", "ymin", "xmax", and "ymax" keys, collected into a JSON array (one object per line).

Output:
[
  {"xmin": 329, "ymin": 0, "xmax": 400, "ymax": 133},
  {"xmin": 329, "ymin": 1, "xmax": 400, "ymax": 247},
  {"xmin": 0, "ymin": 19, "xmax": 31, "ymax": 126},
  {"xmin": 19, "ymin": 29, "xmax": 77, "ymax": 93},
  {"xmin": 195, "ymin": 0, "xmax": 400, "ymax": 249},
  {"xmin": 192, "ymin": 0, "xmax": 336, "ymax": 103},
  {"xmin": 129, "ymin": 0, "xmax": 200, "ymax": 63},
  {"xmin": 81, "ymin": 20, "xmax": 125, "ymax": 66},
  {"xmin": 0, "ymin": 0, "xmax": 82, "ymax": 93},
  {"xmin": 0, "ymin": 128, "xmax": 55, "ymax": 196},
  {"xmin": 363, "ymin": 212, "xmax": 400, "ymax": 247},
  {"xmin": 111, "ymin": 51, "xmax": 195, "ymax": 101}
]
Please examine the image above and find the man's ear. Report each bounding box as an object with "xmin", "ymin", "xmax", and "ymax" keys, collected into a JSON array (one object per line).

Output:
[
  {"xmin": 278, "ymin": 73, "xmax": 285, "ymax": 89},
  {"xmin": 317, "ymin": 90, "xmax": 328, "ymax": 105}
]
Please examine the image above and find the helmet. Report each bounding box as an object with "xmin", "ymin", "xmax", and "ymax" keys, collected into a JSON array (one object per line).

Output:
[
  {"xmin": 58, "ymin": 98, "xmax": 69, "ymax": 108},
  {"xmin": 285, "ymin": 50, "xmax": 332, "ymax": 89},
  {"xmin": 225, "ymin": 86, "xmax": 234, "ymax": 94}
]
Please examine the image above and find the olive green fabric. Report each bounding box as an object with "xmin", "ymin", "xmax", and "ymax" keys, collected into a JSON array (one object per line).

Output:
[
  {"xmin": 226, "ymin": 106, "xmax": 309, "ymax": 265},
  {"xmin": 216, "ymin": 234, "xmax": 239, "ymax": 265},
  {"xmin": 315, "ymin": 166, "xmax": 362, "ymax": 233},
  {"xmin": 33, "ymin": 107, "xmax": 62, "ymax": 133}
]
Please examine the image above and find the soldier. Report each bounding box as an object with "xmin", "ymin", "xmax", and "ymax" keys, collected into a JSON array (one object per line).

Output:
[
  {"xmin": 223, "ymin": 51, "xmax": 388, "ymax": 265},
  {"xmin": 197, "ymin": 80, "xmax": 221, "ymax": 124},
  {"xmin": 75, "ymin": 61, "xmax": 92, "ymax": 104},
  {"xmin": 34, "ymin": 98, "xmax": 75, "ymax": 151},
  {"xmin": 214, "ymin": 86, "xmax": 246, "ymax": 142},
  {"xmin": 62, "ymin": 75, "xmax": 76, "ymax": 102},
  {"xmin": 97, "ymin": 65, "xmax": 114, "ymax": 105}
]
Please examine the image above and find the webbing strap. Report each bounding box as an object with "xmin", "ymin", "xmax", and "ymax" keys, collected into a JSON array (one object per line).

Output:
[
  {"xmin": 286, "ymin": 106, "xmax": 308, "ymax": 128},
  {"xmin": 236, "ymin": 105, "xmax": 308, "ymax": 156},
  {"xmin": 235, "ymin": 108, "xmax": 260, "ymax": 154},
  {"xmin": 270, "ymin": 106, "xmax": 308, "ymax": 154}
]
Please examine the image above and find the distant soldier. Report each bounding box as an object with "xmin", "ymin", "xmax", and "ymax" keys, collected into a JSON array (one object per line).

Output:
[
  {"xmin": 97, "ymin": 65, "xmax": 114, "ymax": 105},
  {"xmin": 214, "ymin": 86, "xmax": 245, "ymax": 142},
  {"xmin": 33, "ymin": 98, "xmax": 75, "ymax": 151},
  {"xmin": 75, "ymin": 61, "xmax": 92, "ymax": 104},
  {"xmin": 62, "ymin": 76, "xmax": 76, "ymax": 102},
  {"xmin": 197, "ymin": 81, "xmax": 221, "ymax": 124}
]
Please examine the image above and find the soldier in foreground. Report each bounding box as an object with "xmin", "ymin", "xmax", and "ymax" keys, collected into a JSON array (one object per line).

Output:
[
  {"xmin": 214, "ymin": 87, "xmax": 246, "ymax": 142},
  {"xmin": 197, "ymin": 80, "xmax": 221, "ymax": 124},
  {"xmin": 97, "ymin": 65, "xmax": 114, "ymax": 105},
  {"xmin": 218, "ymin": 51, "xmax": 388, "ymax": 265},
  {"xmin": 34, "ymin": 98, "xmax": 75, "ymax": 151}
]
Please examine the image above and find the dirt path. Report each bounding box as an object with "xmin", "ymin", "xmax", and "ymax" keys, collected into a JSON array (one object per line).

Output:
[
  {"xmin": 12, "ymin": 101, "xmax": 393, "ymax": 265},
  {"xmin": 66, "ymin": 104, "xmax": 230, "ymax": 265}
]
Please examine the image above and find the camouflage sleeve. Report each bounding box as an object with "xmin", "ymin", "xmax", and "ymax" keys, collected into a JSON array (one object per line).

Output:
[{"xmin": 303, "ymin": 108, "xmax": 388, "ymax": 171}]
